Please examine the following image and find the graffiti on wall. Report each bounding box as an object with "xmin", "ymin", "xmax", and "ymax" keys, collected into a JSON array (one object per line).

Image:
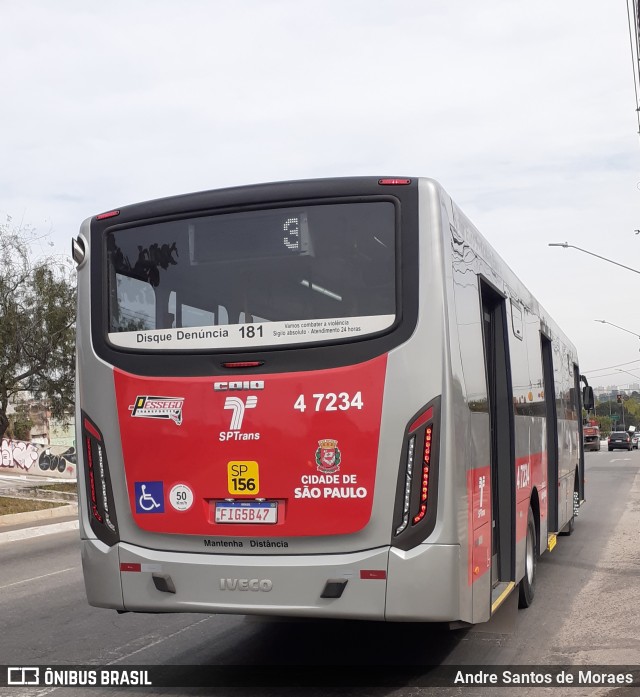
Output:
[{"xmin": 0, "ymin": 439, "xmax": 77, "ymax": 479}]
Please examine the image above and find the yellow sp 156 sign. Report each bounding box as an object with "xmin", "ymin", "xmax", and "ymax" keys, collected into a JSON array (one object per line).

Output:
[{"xmin": 227, "ymin": 461, "xmax": 259, "ymax": 495}]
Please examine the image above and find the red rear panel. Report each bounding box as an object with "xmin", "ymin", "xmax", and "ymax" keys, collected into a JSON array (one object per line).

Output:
[{"xmin": 114, "ymin": 355, "xmax": 387, "ymax": 537}]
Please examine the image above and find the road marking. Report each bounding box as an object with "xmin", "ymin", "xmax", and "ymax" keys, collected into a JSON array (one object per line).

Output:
[
  {"xmin": 106, "ymin": 616, "xmax": 214, "ymax": 664},
  {"xmin": 0, "ymin": 519, "xmax": 79, "ymax": 545},
  {"xmin": 0, "ymin": 566, "xmax": 76, "ymax": 591}
]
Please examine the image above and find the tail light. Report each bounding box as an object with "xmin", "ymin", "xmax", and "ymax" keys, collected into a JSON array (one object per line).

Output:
[
  {"xmin": 392, "ymin": 397, "xmax": 441, "ymax": 549},
  {"xmin": 81, "ymin": 412, "xmax": 119, "ymax": 545},
  {"xmin": 412, "ymin": 424, "xmax": 433, "ymax": 525}
]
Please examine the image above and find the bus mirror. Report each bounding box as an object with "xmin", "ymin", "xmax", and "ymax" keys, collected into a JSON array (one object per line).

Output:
[
  {"xmin": 72, "ymin": 236, "xmax": 86, "ymax": 266},
  {"xmin": 582, "ymin": 386, "xmax": 594, "ymax": 411}
]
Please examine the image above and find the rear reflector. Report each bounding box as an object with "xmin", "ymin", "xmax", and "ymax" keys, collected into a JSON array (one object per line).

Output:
[
  {"xmin": 360, "ymin": 570, "xmax": 386, "ymax": 580},
  {"xmin": 120, "ymin": 563, "xmax": 141, "ymax": 572}
]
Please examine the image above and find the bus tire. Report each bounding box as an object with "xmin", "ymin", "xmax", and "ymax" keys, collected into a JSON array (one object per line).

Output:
[{"xmin": 518, "ymin": 506, "xmax": 537, "ymax": 608}]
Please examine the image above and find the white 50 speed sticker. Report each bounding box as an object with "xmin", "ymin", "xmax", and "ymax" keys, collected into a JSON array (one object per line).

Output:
[
  {"xmin": 169, "ymin": 484, "xmax": 194, "ymax": 511},
  {"xmin": 108, "ymin": 314, "xmax": 395, "ymax": 350}
]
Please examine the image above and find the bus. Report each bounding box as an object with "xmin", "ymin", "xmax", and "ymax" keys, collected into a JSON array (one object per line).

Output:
[{"xmin": 73, "ymin": 177, "xmax": 591, "ymax": 624}]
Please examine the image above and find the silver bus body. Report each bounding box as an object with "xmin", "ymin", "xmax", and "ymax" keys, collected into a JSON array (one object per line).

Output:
[{"xmin": 75, "ymin": 177, "xmax": 583, "ymax": 623}]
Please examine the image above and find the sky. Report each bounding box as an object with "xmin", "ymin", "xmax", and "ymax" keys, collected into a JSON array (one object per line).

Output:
[{"xmin": 1, "ymin": 0, "xmax": 639, "ymax": 389}]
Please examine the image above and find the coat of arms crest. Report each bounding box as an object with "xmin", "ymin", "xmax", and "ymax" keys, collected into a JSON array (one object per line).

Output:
[{"xmin": 315, "ymin": 438, "xmax": 341, "ymax": 473}]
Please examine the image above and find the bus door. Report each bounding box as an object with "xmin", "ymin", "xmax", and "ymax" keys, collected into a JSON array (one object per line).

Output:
[
  {"xmin": 480, "ymin": 282, "xmax": 515, "ymax": 591},
  {"xmin": 541, "ymin": 334, "xmax": 558, "ymax": 533}
]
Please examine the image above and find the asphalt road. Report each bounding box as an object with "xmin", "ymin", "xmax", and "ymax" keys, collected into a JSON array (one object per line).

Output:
[{"xmin": 1, "ymin": 451, "xmax": 639, "ymax": 697}]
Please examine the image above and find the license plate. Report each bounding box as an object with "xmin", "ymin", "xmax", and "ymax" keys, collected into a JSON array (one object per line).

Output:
[{"xmin": 215, "ymin": 501, "xmax": 278, "ymax": 524}]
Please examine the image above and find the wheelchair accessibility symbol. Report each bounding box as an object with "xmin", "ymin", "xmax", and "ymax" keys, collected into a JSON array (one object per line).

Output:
[{"xmin": 135, "ymin": 481, "xmax": 165, "ymax": 513}]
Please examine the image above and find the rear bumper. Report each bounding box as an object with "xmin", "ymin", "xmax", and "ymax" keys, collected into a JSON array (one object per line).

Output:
[
  {"xmin": 82, "ymin": 539, "xmax": 389, "ymax": 619},
  {"xmin": 80, "ymin": 538, "xmax": 463, "ymax": 622}
]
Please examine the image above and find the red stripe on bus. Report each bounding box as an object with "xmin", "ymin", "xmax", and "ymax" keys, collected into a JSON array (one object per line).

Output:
[{"xmin": 467, "ymin": 451, "xmax": 550, "ymax": 586}]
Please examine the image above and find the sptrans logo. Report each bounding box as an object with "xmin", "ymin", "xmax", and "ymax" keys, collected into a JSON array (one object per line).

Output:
[
  {"xmin": 224, "ymin": 396, "xmax": 257, "ymax": 430},
  {"xmin": 220, "ymin": 396, "xmax": 261, "ymax": 442},
  {"xmin": 128, "ymin": 396, "xmax": 184, "ymax": 425}
]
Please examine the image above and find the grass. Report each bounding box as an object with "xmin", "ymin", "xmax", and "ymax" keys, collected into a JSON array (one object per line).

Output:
[
  {"xmin": 37, "ymin": 483, "xmax": 78, "ymax": 494},
  {"xmin": 0, "ymin": 496, "xmax": 67, "ymax": 516}
]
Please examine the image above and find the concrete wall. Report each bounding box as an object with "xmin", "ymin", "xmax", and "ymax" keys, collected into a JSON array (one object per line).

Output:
[{"xmin": 0, "ymin": 438, "xmax": 77, "ymax": 479}]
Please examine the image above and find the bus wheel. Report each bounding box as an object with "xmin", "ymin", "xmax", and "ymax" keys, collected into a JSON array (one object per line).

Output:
[{"xmin": 518, "ymin": 506, "xmax": 537, "ymax": 608}]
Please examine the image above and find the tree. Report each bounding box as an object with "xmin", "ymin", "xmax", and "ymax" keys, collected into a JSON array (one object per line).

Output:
[
  {"xmin": 8, "ymin": 402, "xmax": 34, "ymax": 441},
  {"xmin": 594, "ymin": 415, "xmax": 612, "ymax": 437},
  {"xmin": 595, "ymin": 397, "xmax": 640, "ymax": 432},
  {"xmin": 0, "ymin": 217, "xmax": 76, "ymax": 440}
]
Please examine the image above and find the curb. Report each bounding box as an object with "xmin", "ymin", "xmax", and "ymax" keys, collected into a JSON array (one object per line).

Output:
[
  {"xmin": 0, "ymin": 519, "xmax": 79, "ymax": 545},
  {"xmin": 0, "ymin": 503, "xmax": 78, "ymax": 528}
]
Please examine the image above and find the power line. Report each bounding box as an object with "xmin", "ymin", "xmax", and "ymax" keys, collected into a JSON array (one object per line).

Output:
[
  {"xmin": 583, "ymin": 358, "xmax": 640, "ymax": 374},
  {"xmin": 586, "ymin": 371, "xmax": 631, "ymax": 380}
]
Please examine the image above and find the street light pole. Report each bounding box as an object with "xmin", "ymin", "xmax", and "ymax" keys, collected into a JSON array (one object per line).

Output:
[
  {"xmin": 594, "ymin": 319, "xmax": 640, "ymax": 341},
  {"xmin": 548, "ymin": 242, "xmax": 640, "ymax": 276},
  {"xmin": 552, "ymin": 244, "xmax": 640, "ymax": 424}
]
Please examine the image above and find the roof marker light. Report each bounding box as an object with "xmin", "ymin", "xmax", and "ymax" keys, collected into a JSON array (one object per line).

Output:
[
  {"xmin": 378, "ymin": 178, "xmax": 411, "ymax": 185},
  {"xmin": 96, "ymin": 210, "xmax": 120, "ymax": 220}
]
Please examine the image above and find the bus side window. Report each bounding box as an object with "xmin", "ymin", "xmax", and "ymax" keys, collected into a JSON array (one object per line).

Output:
[
  {"xmin": 113, "ymin": 274, "xmax": 156, "ymax": 332},
  {"xmin": 510, "ymin": 299, "xmax": 523, "ymax": 341}
]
